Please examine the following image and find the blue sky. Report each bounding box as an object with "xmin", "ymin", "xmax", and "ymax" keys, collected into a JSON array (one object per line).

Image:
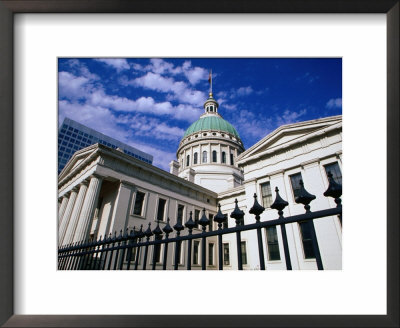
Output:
[{"xmin": 58, "ymin": 58, "xmax": 342, "ymax": 171}]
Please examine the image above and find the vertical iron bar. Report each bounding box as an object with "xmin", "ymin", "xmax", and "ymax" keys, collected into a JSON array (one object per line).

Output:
[
  {"xmin": 256, "ymin": 226, "xmax": 265, "ymax": 270},
  {"xmin": 113, "ymin": 242, "xmax": 121, "ymax": 270},
  {"xmin": 119, "ymin": 241, "xmax": 127, "ymax": 270},
  {"xmin": 186, "ymin": 239, "xmax": 192, "ymax": 270},
  {"xmin": 280, "ymin": 224, "xmax": 292, "ymax": 270},
  {"xmin": 162, "ymin": 242, "xmax": 169, "ymax": 270},
  {"xmin": 87, "ymin": 246, "xmax": 95, "ymax": 270},
  {"xmin": 152, "ymin": 241, "xmax": 157, "ymax": 270},
  {"xmin": 174, "ymin": 241, "xmax": 181, "ymax": 270},
  {"xmin": 126, "ymin": 239, "xmax": 135, "ymax": 270},
  {"xmin": 142, "ymin": 243, "xmax": 149, "ymax": 270},
  {"xmin": 134, "ymin": 244, "xmax": 141, "ymax": 270},
  {"xmin": 218, "ymin": 234, "xmax": 223, "ymax": 270},
  {"xmin": 107, "ymin": 243, "xmax": 115, "ymax": 270},
  {"xmin": 102, "ymin": 245, "xmax": 110, "ymax": 270},
  {"xmin": 201, "ymin": 236, "xmax": 206, "ymax": 270},
  {"xmin": 236, "ymin": 231, "xmax": 243, "ymax": 270},
  {"xmin": 308, "ymin": 220, "xmax": 324, "ymax": 270}
]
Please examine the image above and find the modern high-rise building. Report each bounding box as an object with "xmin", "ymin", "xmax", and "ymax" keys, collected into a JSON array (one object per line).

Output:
[{"xmin": 58, "ymin": 118, "xmax": 153, "ymax": 173}]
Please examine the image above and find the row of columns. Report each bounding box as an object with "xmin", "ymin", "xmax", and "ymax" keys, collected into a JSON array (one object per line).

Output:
[{"xmin": 58, "ymin": 175, "xmax": 103, "ymax": 246}]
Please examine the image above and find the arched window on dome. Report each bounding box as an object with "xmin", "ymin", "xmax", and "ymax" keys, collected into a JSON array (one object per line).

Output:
[
  {"xmin": 212, "ymin": 150, "xmax": 217, "ymax": 163},
  {"xmin": 222, "ymin": 151, "xmax": 226, "ymax": 164},
  {"xmin": 202, "ymin": 151, "xmax": 207, "ymax": 163},
  {"xmin": 186, "ymin": 154, "xmax": 190, "ymax": 167},
  {"xmin": 194, "ymin": 152, "xmax": 198, "ymax": 164}
]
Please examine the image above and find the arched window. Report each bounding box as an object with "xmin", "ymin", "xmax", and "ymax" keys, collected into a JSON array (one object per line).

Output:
[
  {"xmin": 186, "ymin": 154, "xmax": 190, "ymax": 167},
  {"xmin": 194, "ymin": 152, "xmax": 198, "ymax": 164},
  {"xmin": 212, "ymin": 150, "xmax": 217, "ymax": 163},
  {"xmin": 222, "ymin": 151, "xmax": 226, "ymax": 164},
  {"xmin": 202, "ymin": 151, "xmax": 207, "ymax": 163}
]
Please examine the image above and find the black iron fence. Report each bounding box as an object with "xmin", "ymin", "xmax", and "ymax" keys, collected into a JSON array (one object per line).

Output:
[{"xmin": 58, "ymin": 173, "xmax": 342, "ymax": 270}]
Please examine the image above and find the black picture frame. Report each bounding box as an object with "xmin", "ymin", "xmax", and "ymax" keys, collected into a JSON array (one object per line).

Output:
[{"xmin": 0, "ymin": 1, "xmax": 398, "ymax": 327}]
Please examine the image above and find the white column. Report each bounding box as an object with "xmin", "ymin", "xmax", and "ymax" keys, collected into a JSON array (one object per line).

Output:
[
  {"xmin": 58, "ymin": 196, "xmax": 69, "ymax": 225},
  {"xmin": 58, "ymin": 188, "xmax": 78, "ymax": 245},
  {"xmin": 73, "ymin": 175, "xmax": 103, "ymax": 243},
  {"xmin": 62, "ymin": 182, "xmax": 88, "ymax": 245},
  {"xmin": 208, "ymin": 143, "xmax": 211, "ymax": 163},
  {"xmin": 218, "ymin": 143, "xmax": 221, "ymax": 163}
]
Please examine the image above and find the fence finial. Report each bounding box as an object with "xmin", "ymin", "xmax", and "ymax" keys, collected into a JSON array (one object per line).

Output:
[
  {"xmin": 163, "ymin": 217, "xmax": 173, "ymax": 237},
  {"xmin": 199, "ymin": 208, "xmax": 210, "ymax": 232},
  {"xmin": 230, "ymin": 199, "xmax": 244, "ymax": 226},
  {"xmin": 185, "ymin": 211, "xmax": 196, "ymax": 234},
  {"xmin": 249, "ymin": 193, "xmax": 265, "ymax": 222},
  {"xmin": 323, "ymin": 171, "xmax": 342, "ymax": 207},
  {"xmin": 271, "ymin": 187, "xmax": 289, "ymax": 218},
  {"xmin": 295, "ymin": 180, "xmax": 316, "ymax": 212},
  {"xmin": 214, "ymin": 203, "xmax": 226, "ymax": 229}
]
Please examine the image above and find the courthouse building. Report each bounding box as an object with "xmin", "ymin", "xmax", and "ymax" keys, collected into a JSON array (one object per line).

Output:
[{"xmin": 58, "ymin": 91, "xmax": 342, "ymax": 270}]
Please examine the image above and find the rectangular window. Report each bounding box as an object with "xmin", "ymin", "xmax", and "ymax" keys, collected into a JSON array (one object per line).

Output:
[
  {"xmin": 299, "ymin": 222, "xmax": 316, "ymax": 259},
  {"xmin": 208, "ymin": 214, "xmax": 214, "ymax": 231},
  {"xmin": 260, "ymin": 182, "xmax": 273, "ymax": 208},
  {"xmin": 290, "ymin": 172, "xmax": 303, "ymax": 199},
  {"xmin": 156, "ymin": 198, "xmax": 166, "ymax": 221},
  {"xmin": 324, "ymin": 162, "xmax": 342, "ymax": 185},
  {"xmin": 230, "ymin": 153, "xmax": 234, "ymax": 165},
  {"xmin": 266, "ymin": 226, "xmax": 281, "ymax": 261},
  {"xmin": 194, "ymin": 209, "xmax": 200, "ymax": 228},
  {"xmin": 193, "ymin": 241, "xmax": 200, "ymax": 265},
  {"xmin": 240, "ymin": 241, "xmax": 247, "ymax": 265},
  {"xmin": 223, "ymin": 243, "xmax": 230, "ymax": 265},
  {"xmin": 133, "ymin": 191, "xmax": 145, "ymax": 216},
  {"xmin": 177, "ymin": 204, "xmax": 184, "ymax": 224},
  {"xmin": 208, "ymin": 243, "xmax": 214, "ymax": 266},
  {"xmin": 202, "ymin": 151, "xmax": 207, "ymax": 163}
]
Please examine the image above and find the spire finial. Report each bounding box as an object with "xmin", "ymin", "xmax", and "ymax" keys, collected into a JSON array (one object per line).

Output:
[{"xmin": 208, "ymin": 69, "xmax": 213, "ymax": 96}]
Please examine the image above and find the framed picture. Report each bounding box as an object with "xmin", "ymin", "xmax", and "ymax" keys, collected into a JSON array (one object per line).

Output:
[{"xmin": 0, "ymin": 1, "xmax": 398, "ymax": 327}]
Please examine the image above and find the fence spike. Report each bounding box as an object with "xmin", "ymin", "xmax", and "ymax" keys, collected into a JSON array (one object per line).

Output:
[
  {"xmin": 271, "ymin": 187, "xmax": 289, "ymax": 218},
  {"xmin": 173, "ymin": 216, "xmax": 184, "ymax": 236},
  {"xmin": 214, "ymin": 204, "xmax": 226, "ymax": 229},
  {"xmin": 198, "ymin": 208, "xmax": 210, "ymax": 232},
  {"xmin": 249, "ymin": 193, "xmax": 265, "ymax": 222},
  {"xmin": 230, "ymin": 199, "xmax": 244, "ymax": 226},
  {"xmin": 295, "ymin": 180, "xmax": 316, "ymax": 212},
  {"xmin": 152, "ymin": 221, "xmax": 163, "ymax": 238},
  {"xmin": 323, "ymin": 171, "xmax": 342, "ymax": 207},
  {"xmin": 163, "ymin": 217, "xmax": 173, "ymax": 237},
  {"xmin": 144, "ymin": 223, "xmax": 153, "ymax": 239},
  {"xmin": 185, "ymin": 211, "xmax": 196, "ymax": 234}
]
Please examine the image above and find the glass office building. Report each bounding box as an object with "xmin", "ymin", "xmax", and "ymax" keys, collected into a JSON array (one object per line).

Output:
[{"xmin": 58, "ymin": 118, "xmax": 153, "ymax": 174}]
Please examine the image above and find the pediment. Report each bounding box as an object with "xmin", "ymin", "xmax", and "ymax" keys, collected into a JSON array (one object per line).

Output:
[
  {"xmin": 58, "ymin": 144, "xmax": 99, "ymax": 180},
  {"xmin": 238, "ymin": 116, "xmax": 342, "ymax": 163}
]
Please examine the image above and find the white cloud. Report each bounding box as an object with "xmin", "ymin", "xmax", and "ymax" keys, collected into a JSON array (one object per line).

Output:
[
  {"xmin": 236, "ymin": 86, "xmax": 254, "ymax": 96},
  {"xmin": 58, "ymin": 71, "xmax": 91, "ymax": 99},
  {"xmin": 276, "ymin": 109, "xmax": 307, "ymax": 126},
  {"xmin": 326, "ymin": 98, "xmax": 342, "ymax": 109},
  {"xmin": 129, "ymin": 114, "xmax": 185, "ymax": 141},
  {"xmin": 95, "ymin": 58, "xmax": 130, "ymax": 71}
]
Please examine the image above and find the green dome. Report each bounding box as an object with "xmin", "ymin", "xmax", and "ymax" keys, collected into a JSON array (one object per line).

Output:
[{"xmin": 183, "ymin": 116, "xmax": 240, "ymax": 139}]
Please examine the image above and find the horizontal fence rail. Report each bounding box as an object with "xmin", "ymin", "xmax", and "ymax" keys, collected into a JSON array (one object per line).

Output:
[{"xmin": 58, "ymin": 173, "xmax": 342, "ymax": 271}]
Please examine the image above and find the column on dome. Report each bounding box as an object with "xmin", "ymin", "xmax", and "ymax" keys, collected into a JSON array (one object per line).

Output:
[
  {"xmin": 218, "ymin": 143, "xmax": 222, "ymax": 164},
  {"xmin": 58, "ymin": 196, "xmax": 69, "ymax": 225},
  {"xmin": 62, "ymin": 181, "xmax": 89, "ymax": 245},
  {"xmin": 72, "ymin": 175, "xmax": 103, "ymax": 243},
  {"xmin": 58, "ymin": 188, "xmax": 78, "ymax": 245},
  {"xmin": 208, "ymin": 143, "xmax": 211, "ymax": 163}
]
